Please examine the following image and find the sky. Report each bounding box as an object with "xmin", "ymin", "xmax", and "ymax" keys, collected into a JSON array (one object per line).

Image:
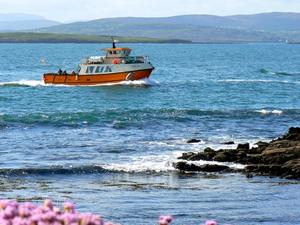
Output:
[{"xmin": 0, "ymin": 0, "xmax": 300, "ymax": 22}]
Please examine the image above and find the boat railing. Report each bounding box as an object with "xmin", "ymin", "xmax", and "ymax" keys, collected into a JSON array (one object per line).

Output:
[{"xmin": 81, "ymin": 56, "xmax": 105, "ymax": 64}]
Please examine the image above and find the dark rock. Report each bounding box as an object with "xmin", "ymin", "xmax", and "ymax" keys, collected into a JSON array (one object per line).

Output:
[
  {"xmin": 213, "ymin": 149, "xmax": 241, "ymax": 163},
  {"xmin": 213, "ymin": 152, "xmax": 232, "ymax": 162},
  {"xmin": 186, "ymin": 139, "xmax": 201, "ymax": 144},
  {"xmin": 178, "ymin": 152, "xmax": 196, "ymax": 160},
  {"xmin": 246, "ymin": 154, "xmax": 262, "ymax": 164},
  {"xmin": 282, "ymin": 127, "xmax": 300, "ymax": 141},
  {"xmin": 174, "ymin": 161, "xmax": 230, "ymax": 172},
  {"xmin": 221, "ymin": 141, "xmax": 235, "ymax": 145},
  {"xmin": 237, "ymin": 143, "xmax": 250, "ymax": 151},
  {"xmin": 203, "ymin": 147, "xmax": 217, "ymax": 159},
  {"xmin": 178, "ymin": 147, "xmax": 217, "ymax": 161},
  {"xmin": 246, "ymin": 173, "xmax": 253, "ymax": 178},
  {"xmin": 176, "ymin": 127, "xmax": 300, "ymax": 179},
  {"xmin": 252, "ymin": 141, "xmax": 269, "ymax": 154},
  {"xmin": 282, "ymin": 159, "xmax": 300, "ymax": 179}
]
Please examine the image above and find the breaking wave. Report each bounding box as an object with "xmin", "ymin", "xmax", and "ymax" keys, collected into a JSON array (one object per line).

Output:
[
  {"xmin": 0, "ymin": 165, "xmax": 107, "ymax": 176},
  {"xmin": 101, "ymin": 153, "xmax": 179, "ymax": 173},
  {"xmin": 254, "ymin": 109, "xmax": 283, "ymax": 115}
]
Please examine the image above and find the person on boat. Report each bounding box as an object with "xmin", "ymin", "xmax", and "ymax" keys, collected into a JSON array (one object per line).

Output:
[
  {"xmin": 58, "ymin": 68, "xmax": 62, "ymax": 75},
  {"xmin": 63, "ymin": 70, "xmax": 67, "ymax": 75},
  {"xmin": 112, "ymin": 58, "xmax": 118, "ymax": 64}
]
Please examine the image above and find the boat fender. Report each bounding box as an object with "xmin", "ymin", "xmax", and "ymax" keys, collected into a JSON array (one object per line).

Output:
[
  {"xmin": 76, "ymin": 74, "xmax": 79, "ymax": 80},
  {"xmin": 126, "ymin": 72, "xmax": 133, "ymax": 81}
]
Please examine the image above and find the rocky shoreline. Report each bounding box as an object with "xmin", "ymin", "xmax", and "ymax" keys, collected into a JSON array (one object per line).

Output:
[{"xmin": 174, "ymin": 127, "xmax": 300, "ymax": 179}]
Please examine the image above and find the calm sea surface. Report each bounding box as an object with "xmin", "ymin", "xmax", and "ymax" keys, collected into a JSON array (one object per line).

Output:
[{"xmin": 0, "ymin": 43, "xmax": 300, "ymax": 225}]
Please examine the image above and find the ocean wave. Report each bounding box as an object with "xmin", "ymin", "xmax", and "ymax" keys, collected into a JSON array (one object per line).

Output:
[
  {"xmin": 183, "ymin": 160, "xmax": 245, "ymax": 170},
  {"xmin": 0, "ymin": 78, "xmax": 159, "ymax": 88},
  {"xmin": 218, "ymin": 79, "xmax": 300, "ymax": 84},
  {"xmin": 0, "ymin": 157, "xmax": 245, "ymax": 176},
  {"xmin": 0, "ymin": 108, "xmax": 298, "ymax": 127},
  {"xmin": 101, "ymin": 153, "xmax": 179, "ymax": 173},
  {"xmin": 0, "ymin": 165, "xmax": 107, "ymax": 176},
  {"xmin": 254, "ymin": 109, "xmax": 283, "ymax": 115},
  {"xmin": 259, "ymin": 68, "xmax": 300, "ymax": 76}
]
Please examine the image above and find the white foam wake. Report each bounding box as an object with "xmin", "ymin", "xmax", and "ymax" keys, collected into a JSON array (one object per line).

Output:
[
  {"xmin": 97, "ymin": 78, "xmax": 159, "ymax": 87},
  {"xmin": 219, "ymin": 79, "xmax": 300, "ymax": 84},
  {"xmin": 0, "ymin": 79, "xmax": 45, "ymax": 87},
  {"xmin": 0, "ymin": 78, "xmax": 159, "ymax": 87},
  {"xmin": 255, "ymin": 109, "xmax": 283, "ymax": 115}
]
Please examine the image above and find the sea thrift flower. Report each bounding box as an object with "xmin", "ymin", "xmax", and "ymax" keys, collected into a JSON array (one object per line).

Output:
[
  {"xmin": 43, "ymin": 199, "xmax": 53, "ymax": 210},
  {"xmin": 64, "ymin": 202, "xmax": 75, "ymax": 213},
  {"xmin": 205, "ymin": 220, "xmax": 218, "ymax": 225},
  {"xmin": 159, "ymin": 215, "xmax": 173, "ymax": 225}
]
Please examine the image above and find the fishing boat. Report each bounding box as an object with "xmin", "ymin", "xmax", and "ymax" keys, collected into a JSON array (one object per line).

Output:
[{"xmin": 43, "ymin": 41, "xmax": 154, "ymax": 85}]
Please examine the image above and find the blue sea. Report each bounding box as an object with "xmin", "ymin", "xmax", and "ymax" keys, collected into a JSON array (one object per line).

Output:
[{"xmin": 0, "ymin": 43, "xmax": 300, "ymax": 225}]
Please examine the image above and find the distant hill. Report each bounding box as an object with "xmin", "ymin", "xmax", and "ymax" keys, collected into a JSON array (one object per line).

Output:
[
  {"xmin": 0, "ymin": 13, "xmax": 61, "ymax": 31},
  {"xmin": 0, "ymin": 32, "xmax": 190, "ymax": 43},
  {"xmin": 34, "ymin": 12, "xmax": 300, "ymax": 43}
]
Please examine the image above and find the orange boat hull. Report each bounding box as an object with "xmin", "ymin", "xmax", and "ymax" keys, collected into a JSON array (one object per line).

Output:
[{"xmin": 43, "ymin": 69, "xmax": 153, "ymax": 85}]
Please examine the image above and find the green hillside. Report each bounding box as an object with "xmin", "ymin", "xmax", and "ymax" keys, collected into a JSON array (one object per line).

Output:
[
  {"xmin": 33, "ymin": 12, "xmax": 300, "ymax": 43},
  {"xmin": 0, "ymin": 32, "xmax": 190, "ymax": 43}
]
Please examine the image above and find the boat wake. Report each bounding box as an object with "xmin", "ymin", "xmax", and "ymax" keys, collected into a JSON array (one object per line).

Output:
[
  {"xmin": 0, "ymin": 78, "xmax": 159, "ymax": 88},
  {"xmin": 0, "ymin": 79, "xmax": 45, "ymax": 87},
  {"xmin": 219, "ymin": 79, "xmax": 300, "ymax": 84},
  {"xmin": 260, "ymin": 68, "xmax": 300, "ymax": 76}
]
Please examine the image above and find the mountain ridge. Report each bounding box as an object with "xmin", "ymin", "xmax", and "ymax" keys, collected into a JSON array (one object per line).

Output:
[
  {"xmin": 32, "ymin": 12, "xmax": 300, "ymax": 42},
  {"xmin": 0, "ymin": 13, "xmax": 61, "ymax": 31}
]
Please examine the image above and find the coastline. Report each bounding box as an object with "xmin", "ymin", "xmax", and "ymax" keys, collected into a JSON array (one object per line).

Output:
[
  {"xmin": 0, "ymin": 32, "xmax": 191, "ymax": 44},
  {"xmin": 176, "ymin": 127, "xmax": 300, "ymax": 179}
]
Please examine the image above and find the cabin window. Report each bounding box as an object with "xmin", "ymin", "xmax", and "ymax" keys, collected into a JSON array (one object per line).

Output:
[
  {"xmin": 86, "ymin": 66, "xmax": 95, "ymax": 74},
  {"xmin": 95, "ymin": 66, "xmax": 104, "ymax": 73},
  {"xmin": 104, "ymin": 66, "xmax": 112, "ymax": 72}
]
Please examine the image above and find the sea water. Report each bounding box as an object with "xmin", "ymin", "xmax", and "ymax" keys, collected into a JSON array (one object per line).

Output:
[{"xmin": 0, "ymin": 43, "xmax": 300, "ymax": 225}]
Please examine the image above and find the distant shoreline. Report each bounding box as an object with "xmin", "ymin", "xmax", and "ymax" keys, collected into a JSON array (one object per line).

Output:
[
  {"xmin": 0, "ymin": 32, "xmax": 191, "ymax": 44},
  {"xmin": 0, "ymin": 32, "xmax": 293, "ymax": 44}
]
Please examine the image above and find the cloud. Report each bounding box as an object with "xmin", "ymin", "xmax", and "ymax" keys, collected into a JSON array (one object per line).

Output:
[{"xmin": 0, "ymin": 0, "xmax": 299, "ymax": 22}]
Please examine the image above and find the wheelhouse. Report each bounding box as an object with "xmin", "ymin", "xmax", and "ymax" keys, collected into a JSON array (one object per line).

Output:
[{"xmin": 103, "ymin": 47, "xmax": 132, "ymax": 58}]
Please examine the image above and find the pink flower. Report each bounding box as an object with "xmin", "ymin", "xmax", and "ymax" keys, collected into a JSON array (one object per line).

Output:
[
  {"xmin": 43, "ymin": 199, "xmax": 53, "ymax": 210},
  {"xmin": 63, "ymin": 202, "xmax": 75, "ymax": 213},
  {"xmin": 159, "ymin": 215, "xmax": 173, "ymax": 225},
  {"xmin": 205, "ymin": 220, "xmax": 218, "ymax": 225}
]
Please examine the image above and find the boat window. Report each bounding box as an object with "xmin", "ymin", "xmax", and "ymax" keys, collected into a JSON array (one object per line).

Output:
[
  {"xmin": 95, "ymin": 66, "xmax": 104, "ymax": 73},
  {"xmin": 86, "ymin": 66, "xmax": 95, "ymax": 74},
  {"xmin": 105, "ymin": 66, "xmax": 112, "ymax": 72}
]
